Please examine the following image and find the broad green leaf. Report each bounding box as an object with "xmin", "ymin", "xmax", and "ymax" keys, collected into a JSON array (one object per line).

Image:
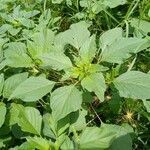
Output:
[
  {"xmin": 70, "ymin": 109, "xmax": 87, "ymax": 131},
  {"xmin": 57, "ymin": 111, "xmax": 80, "ymax": 136},
  {"xmin": 50, "ymin": 85, "xmax": 82, "ymax": 121},
  {"xmin": 61, "ymin": 136, "xmax": 74, "ymax": 150},
  {"xmin": 55, "ymin": 21, "xmax": 90, "ymax": 50},
  {"xmin": 101, "ymin": 37, "xmax": 149, "ymax": 64},
  {"xmin": 23, "ymin": 10, "xmax": 40, "ymax": 18},
  {"xmin": 66, "ymin": 0, "xmax": 72, "ymax": 5},
  {"xmin": 0, "ymin": 141, "xmax": 4, "ymax": 149},
  {"xmin": 4, "ymin": 42, "xmax": 33, "ymax": 68},
  {"xmin": 43, "ymin": 113, "xmax": 56, "ymax": 139},
  {"xmin": 100, "ymin": 28, "xmax": 122, "ymax": 50},
  {"xmin": 38, "ymin": 9, "xmax": 51, "ymax": 23},
  {"xmin": 8, "ymin": 103, "xmax": 21, "ymax": 126},
  {"xmin": 44, "ymin": 112, "xmax": 83, "ymax": 139},
  {"xmin": 9, "ymin": 76, "xmax": 55, "ymax": 102},
  {"xmin": 18, "ymin": 18, "xmax": 34, "ymax": 28},
  {"xmin": 80, "ymin": 0, "xmax": 126, "ymax": 14},
  {"xmin": 18, "ymin": 106, "xmax": 42, "ymax": 135},
  {"xmin": 52, "ymin": 0, "xmax": 63, "ymax": 3},
  {"xmin": 11, "ymin": 123, "xmax": 25, "ymax": 139},
  {"xmin": 40, "ymin": 52, "xmax": 72, "ymax": 71},
  {"xmin": 80, "ymin": 0, "xmax": 105, "ymax": 14},
  {"xmin": 18, "ymin": 141, "xmax": 35, "ymax": 150},
  {"xmin": 106, "ymin": 124, "xmax": 133, "ymax": 150},
  {"xmin": 57, "ymin": 123, "xmax": 70, "ymax": 138},
  {"xmin": 0, "ymin": 74, "xmax": 4, "ymax": 96},
  {"xmin": 57, "ymin": 110, "xmax": 87, "ymax": 135},
  {"xmin": 82, "ymin": 91, "xmax": 93, "ymax": 103},
  {"xmin": 1, "ymin": 6, "xmax": 39, "ymax": 29},
  {"xmin": 108, "ymin": 91, "xmax": 121, "ymax": 114},
  {"xmin": 43, "ymin": 112, "xmax": 71, "ymax": 139},
  {"xmin": 8, "ymin": 27, "xmax": 21, "ymax": 36},
  {"xmin": 114, "ymin": 71, "xmax": 150, "ymax": 100},
  {"xmin": 79, "ymin": 35, "xmax": 97, "ymax": 62},
  {"xmin": 130, "ymin": 18, "xmax": 150, "ymax": 34},
  {"xmin": 74, "ymin": 12, "xmax": 85, "ymax": 20},
  {"xmin": 0, "ymin": 60, "xmax": 8, "ymax": 71},
  {"xmin": 81, "ymin": 73, "xmax": 106, "ymax": 101},
  {"xmin": 143, "ymin": 100, "xmax": 150, "ymax": 113},
  {"xmin": 70, "ymin": 61, "xmax": 103, "ymax": 80},
  {"xmin": 26, "ymin": 136, "xmax": 50, "ymax": 150},
  {"xmin": 3, "ymin": 72, "xmax": 28, "ymax": 98},
  {"xmin": 27, "ymin": 29, "xmax": 55, "ymax": 58},
  {"xmin": 58, "ymin": 111, "xmax": 86, "ymax": 136},
  {"xmin": 79, "ymin": 124, "xmax": 116, "ymax": 149},
  {"xmin": 103, "ymin": 0, "xmax": 127, "ymax": 8},
  {"xmin": 0, "ymin": 24, "xmax": 12, "ymax": 35},
  {"xmin": 0, "ymin": 38, "xmax": 7, "ymax": 62},
  {"xmin": 0, "ymin": 102, "xmax": 6, "ymax": 128},
  {"xmin": 80, "ymin": 0, "xmax": 93, "ymax": 8}
]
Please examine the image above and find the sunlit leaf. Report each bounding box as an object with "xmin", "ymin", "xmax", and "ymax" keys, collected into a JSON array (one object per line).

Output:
[
  {"xmin": 9, "ymin": 76, "xmax": 55, "ymax": 102},
  {"xmin": 79, "ymin": 124, "xmax": 116, "ymax": 149},
  {"xmin": 114, "ymin": 71, "xmax": 150, "ymax": 100},
  {"xmin": 81, "ymin": 73, "xmax": 106, "ymax": 101},
  {"xmin": 50, "ymin": 85, "xmax": 82, "ymax": 121},
  {"xmin": 18, "ymin": 106, "xmax": 42, "ymax": 135},
  {"xmin": 0, "ymin": 102, "xmax": 6, "ymax": 128},
  {"xmin": 3, "ymin": 72, "xmax": 28, "ymax": 98}
]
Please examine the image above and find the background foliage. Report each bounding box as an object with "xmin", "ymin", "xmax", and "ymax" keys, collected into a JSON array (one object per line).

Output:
[{"xmin": 0, "ymin": 0, "xmax": 150, "ymax": 149}]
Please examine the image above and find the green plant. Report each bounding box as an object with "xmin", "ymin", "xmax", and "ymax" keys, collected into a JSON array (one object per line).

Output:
[{"xmin": 0, "ymin": 0, "xmax": 150, "ymax": 149}]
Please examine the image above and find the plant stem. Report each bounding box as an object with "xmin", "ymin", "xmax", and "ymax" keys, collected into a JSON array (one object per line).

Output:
[
  {"xmin": 76, "ymin": 0, "xmax": 79, "ymax": 12},
  {"xmin": 103, "ymin": 9, "xmax": 120, "ymax": 24},
  {"xmin": 44, "ymin": 0, "xmax": 47, "ymax": 12},
  {"xmin": 125, "ymin": 0, "xmax": 140, "ymax": 21},
  {"xmin": 127, "ymin": 56, "xmax": 137, "ymax": 72},
  {"xmin": 125, "ymin": 20, "xmax": 129, "ymax": 38},
  {"xmin": 71, "ymin": 126, "xmax": 80, "ymax": 150},
  {"xmin": 90, "ymin": 104, "xmax": 102, "ymax": 123}
]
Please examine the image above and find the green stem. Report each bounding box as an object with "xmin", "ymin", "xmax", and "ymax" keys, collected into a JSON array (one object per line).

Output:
[
  {"xmin": 44, "ymin": 0, "xmax": 47, "ymax": 12},
  {"xmin": 125, "ymin": 0, "xmax": 140, "ymax": 20},
  {"xmin": 76, "ymin": 0, "xmax": 79, "ymax": 12},
  {"xmin": 103, "ymin": 9, "xmax": 120, "ymax": 24},
  {"xmin": 127, "ymin": 55, "xmax": 137, "ymax": 72},
  {"xmin": 71, "ymin": 126, "xmax": 80, "ymax": 150},
  {"xmin": 125, "ymin": 20, "xmax": 129, "ymax": 38},
  {"xmin": 104, "ymin": 12, "xmax": 111, "ymax": 29}
]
